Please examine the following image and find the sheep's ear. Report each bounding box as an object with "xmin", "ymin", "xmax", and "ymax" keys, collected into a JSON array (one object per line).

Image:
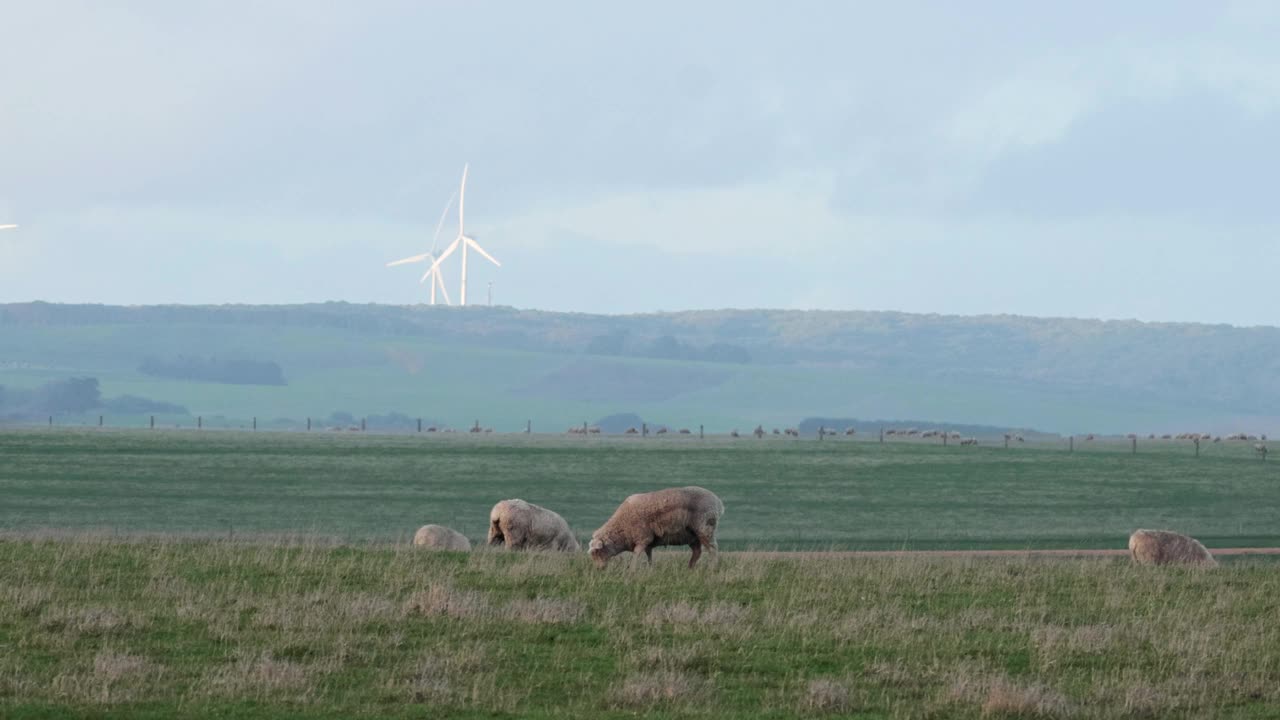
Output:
[{"xmin": 588, "ymin": 539, "xmax": 603, "ymax": 552}]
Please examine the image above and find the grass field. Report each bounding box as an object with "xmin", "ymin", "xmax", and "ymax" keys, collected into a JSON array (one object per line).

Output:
[
  {"xmin": 2, "ymin": 429, "xmax": 1278, "ymax": 550},
  {"xmin": 3, "ymin": 430, "xmax": 1279, "ymax": 717},
  {"xmin": 2, "ymin": 538, "xmax": 1279, "ymax": 718}
]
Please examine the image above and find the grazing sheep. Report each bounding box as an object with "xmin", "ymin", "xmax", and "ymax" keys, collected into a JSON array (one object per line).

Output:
[
  {"xmin": 1128, "ymin": 529, "xmax": 1217, "ymax": 567},
  {"xmin": 413, "ymin": 524, "xmax": 471, "ymax": 551},
  {"xmin": 754, "ymin": 425, "xmax": 765, "ymax": 438},
  {"xmin": 845, "ymin": 427, "xmax": 857, "ymax": 436},
  {"xmin": 488, "ymin": 499, "xmax": 580, "ymax": 552},
  {"xmin": 656, "ymin": 427, "xmax": 668, "ymax": 435},
  {"xmin": 679, "ymin": 428, "xmax": 692, "ymax": 435},
  {"xmin": 588, "ymin": 486, "xmax": 724, "ymax": 569},
  {"xmin": 772, "ymin": 428, "xmax": 781, "ymax": 435},
  {"xmin": 625, "ymin": 427, "xmax": 639, "ymax": 435},
  {"xmin": 960, "ymin": 437, "xmax": 978, "ymax": 446}
]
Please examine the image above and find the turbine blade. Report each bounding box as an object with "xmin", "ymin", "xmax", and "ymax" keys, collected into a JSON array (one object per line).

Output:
[
  {"xmin": 466, "ymin": 237, "xmax": 501, "ymax": 267},
  {"xmin": 387, "ymin": 252, "xmax": 432, "ymax": 267},
  {"xmin": 431, "ymin": 191, "xmax": 457, "ymax": 253},
  {"xmin": 435, "ymin": 269, "xmax": 452, "ymax": 305},
  {"xmin": 421, "ymin": 237, "xmax": 461, "ymax": 281},
  {"xmin": 457, "ymin": 163, "xmax": 468, "ymax": 235},
  {"xmin": 0, "ymin": 224, "xmax": 17, "ymax": 230}
]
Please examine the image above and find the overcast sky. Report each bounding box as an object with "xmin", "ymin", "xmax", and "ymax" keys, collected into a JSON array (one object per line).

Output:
[{"xmin": 2, "ymin": 2, "xmax": 1278, "ymax": 324}]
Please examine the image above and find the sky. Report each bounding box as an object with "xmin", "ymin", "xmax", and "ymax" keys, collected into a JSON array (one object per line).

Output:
[{"xmin": 2, "ymin": 1, "xmax": 1279, "ymax": 324}]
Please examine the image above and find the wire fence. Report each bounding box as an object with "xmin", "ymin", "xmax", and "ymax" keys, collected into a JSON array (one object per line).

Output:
[{"xmin": 10, "ymin": 414, "xmax": 1272, "ymax": 460}]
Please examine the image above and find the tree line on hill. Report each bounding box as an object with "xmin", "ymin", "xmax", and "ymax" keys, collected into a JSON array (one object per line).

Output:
[
  {"xmin": 585, "ymin": 332, "xmax": 751, "ymax": 364},
  {"xmin": 0, "ymin": 378, "xmax": 188, "ymax": 419},
  {"xmin": 138, "ymin": 355, "xmax": 287, "ymax": 386}
]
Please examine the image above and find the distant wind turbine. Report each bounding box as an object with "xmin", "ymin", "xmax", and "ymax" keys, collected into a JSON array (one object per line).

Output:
[
  {"xmin": 425, "ymin": 163, "xmax": 500, "ymax": 306},
  {"xmin": 386, "ymin": 192, "xmax": 457, "ymax": 305}
]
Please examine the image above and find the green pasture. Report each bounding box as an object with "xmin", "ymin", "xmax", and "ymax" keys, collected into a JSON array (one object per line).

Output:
[
  {"xmin": 1, "ymin": 429, "xmax": 1276, "ymax": 550},
  {"xmin": 1, "ymin": 539, "xmax": 1278, "ymax": 718}
]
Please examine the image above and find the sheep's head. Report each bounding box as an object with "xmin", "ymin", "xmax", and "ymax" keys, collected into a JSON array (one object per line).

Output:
[{"xmin": 588, "ymin": 537, "xmax": 614, "ymax": 568}]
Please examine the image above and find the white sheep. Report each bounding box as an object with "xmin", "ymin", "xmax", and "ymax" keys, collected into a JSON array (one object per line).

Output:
[
  {"xmin": 488, "ymin": 499, "xmax": 580, "ymax": 552},
  {"xmin": 413, "ymin": 524, "xmax": 471, "ymax": 551},
  {"xmin": 588, "ymin": 486, "xmax": 724, "ymax": 569}
]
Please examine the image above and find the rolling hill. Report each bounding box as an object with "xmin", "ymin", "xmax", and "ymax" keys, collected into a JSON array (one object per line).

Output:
[{"xmin": 1, "ymin": 302, "xmax": 1277, "ymax": 435}]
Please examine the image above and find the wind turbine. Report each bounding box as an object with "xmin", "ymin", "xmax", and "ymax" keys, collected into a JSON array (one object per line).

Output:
[
  {"xmin": 386, "ymin": 193, "xmax": 456, "ymax": 305},
  {"xmin": 425, "ymin": 163, "xmax": 500, "ymax": 306}
]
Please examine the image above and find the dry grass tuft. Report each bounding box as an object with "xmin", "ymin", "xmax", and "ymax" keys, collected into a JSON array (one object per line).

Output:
[
  {"xmin": 803, "ymin": 678, "xmax": 854, "ymax": 713},
  {"xmin": 609, "ymin": 671, "xmax": 711, "ymax": 708},
  {"xmin": 92, "ymin": 650, "xmax": 153, "ymax": 682},
  {"xmin": 503, "ymin": 597, "xmax": 585, "ymax": 624},
  {"xmin": 39, "ymin": 606, "xmax": 141, "ymax": 637},
  {"xmin": 944, "ymin": 672, "xmax": 1072, "ymax": 718},
  {"xmin": 202, "ymin": 651, "xmax": 315, "ymax": 700},
  {"xmin": 644, "ymin": 601, "xmax": 749, "ymax": 630},
  {"xmin": 404, "ymin": 584, "xmax": 492, "ymax": 620}
]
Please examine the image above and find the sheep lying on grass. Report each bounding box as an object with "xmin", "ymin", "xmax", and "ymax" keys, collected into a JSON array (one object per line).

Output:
[
  {"xmin": 412, "ymin": 525, "xmax": 471, "ymax": 551},
  {"xmin": 488, "ymin": 499, "xmax": 580, "ymax": 552},
  {"xmin": 1129, "ymin": 529, "xmax": 1217, "ymax": 567},
  {"xmin": 589, "ymin": 486, "xmax": 724, "ymax": 569}
]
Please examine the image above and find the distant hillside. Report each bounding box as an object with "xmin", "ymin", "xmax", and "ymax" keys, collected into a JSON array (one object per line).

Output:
[{"xmin": 1, "ymin": 302, "xmax": 1277, "ymax": 435}]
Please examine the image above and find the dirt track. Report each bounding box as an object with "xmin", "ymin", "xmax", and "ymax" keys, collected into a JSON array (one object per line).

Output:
[{"xmin": 734, "ymin": 548, "xmax": 1280, "ymax": 559}]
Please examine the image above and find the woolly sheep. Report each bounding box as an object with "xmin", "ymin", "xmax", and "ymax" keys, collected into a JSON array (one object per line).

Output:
[
  {"xmin": 1128, "ymin": 529, "xmax": 1217, "ymax": 567},
  {"xmin": 413, "ymin": 524, "xmax": 471, "ymax": 551},
  {"xmin": 488, "ymin": 499, "xmax": 580, "ymax": 552},
  {"xmin": 588, "ymin": 486, "xmax": 724, "ymax": 569}
]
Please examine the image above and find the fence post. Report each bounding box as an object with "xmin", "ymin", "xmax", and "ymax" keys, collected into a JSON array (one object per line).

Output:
[
  {"xmin": 49, "ymin": 415, "xmax": 53, "ymax": 427},
  {"xmin": 150, "ymin": 415, "xmax": 155, "ymax": 429},
  {"xmin": 1069, "ymin": 436, "xmax": 1074, "ymax": 453},
  {"xmin": 1195, "ymin": 438, "xmax": 1200, "ymax": 458},
  {"xmin": 879, "ymin": 428, "xmax": 884, "ymax": 444},
  {"xmin": 198, "ymin": 416, "xmax": 202, "ymax": 430},
  {"xmin": 253, "ymin": 417, "xmax": 257, "ymax": 431},
  {"xmin": 583, "ymin": 421, "xmax": 588, "ymax": 435},
  {"xmin": 306, "ymin": 417, "xmax": 310, "ymax": 431},
  {"xmin": 361, "ymin": 418, "xmax": 366, "ymax": 432},
  {"xmin": 642, "ymin": 422, "xmax": 647, "ymax": 437},
  {"xmin": 943, "ymin": 433, "xmax": 948, "ymax": 446},
  {"xmin": 527, "ymin": 420, "xmax": 531, "ymax": 434},
  {"xmin": 1132, "ymin": 436, "xmax": 1137, "ymax": 455},
  {"xmin": 99, "ymin": 415, "xmax": 103, "ymax": 427},
  {"xmin": 1004, "ymin": 435, "xmax": 1009, "ymax": 449},
  {"xmin": 699, "ymin": 424, "xmax": 704, "ymax": 439},
  {"xmin": 417, "ymin": 418, "xmax": 421, "ymax": 433}
]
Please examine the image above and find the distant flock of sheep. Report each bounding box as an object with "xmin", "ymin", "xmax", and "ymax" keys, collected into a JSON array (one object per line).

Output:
[
  {"xmin": 412, "ymin": 487, "xmax": 1218, "ymax": 570},
  {"xmin": 413, "ymin": 486, "xmax": 724, "ymax": 568}
]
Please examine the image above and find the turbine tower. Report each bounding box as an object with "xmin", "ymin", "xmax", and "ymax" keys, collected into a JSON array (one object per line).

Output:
[
  {"xmin": 386, "ymin": 193, "xmax": 457, "ymax": 305},
  {"xmin": 426, "ymin": 163, "xmax": 500, "ymax": 306}
]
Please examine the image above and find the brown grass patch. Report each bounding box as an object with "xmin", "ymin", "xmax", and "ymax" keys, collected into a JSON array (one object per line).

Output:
[
  {"xmin": 803, "ymin": 678, "xmax": 854, "ymax": 713},
  {"xmin": 644, "ymin": 601, "xmax": 749, "ymax": 630},
  {"xmin": 946, "ymin": 671, "xmax": 1072, "ymax": 717},
  {"xmin": 404, "ymin": 584, "xmax": 492, "ymax": 620},
  {"xmin": 201, "ymin": 651, "xmax": 316, "ymax": 700},
  {"xmin": 609, "ymin": 671, "xmax": 712, "ymax": 708},
  {"xmin": 39, "ymin": 606, "xmax": 142, "ymax": 637},
  {"xmin": 503, "ymin": 597, "xmax": 585, "ymax": 624}
]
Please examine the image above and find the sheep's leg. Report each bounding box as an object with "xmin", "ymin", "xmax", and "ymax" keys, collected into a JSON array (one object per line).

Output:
[
  {"xmin": 694, "ymin": 530, "xmax": 718, "ymax": 567},
  {"xmin": 688, "ymin": 542, "xmax": 702, "ymax": 568},
  {"xmin": 630, "ymin": 542, "xmax": 651, "ymax": 569}
]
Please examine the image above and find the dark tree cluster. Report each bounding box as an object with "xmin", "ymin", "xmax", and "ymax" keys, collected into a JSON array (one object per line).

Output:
[{"xmin": 139, "ymin": 356, "xmax": 287, "ymax": 386}]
